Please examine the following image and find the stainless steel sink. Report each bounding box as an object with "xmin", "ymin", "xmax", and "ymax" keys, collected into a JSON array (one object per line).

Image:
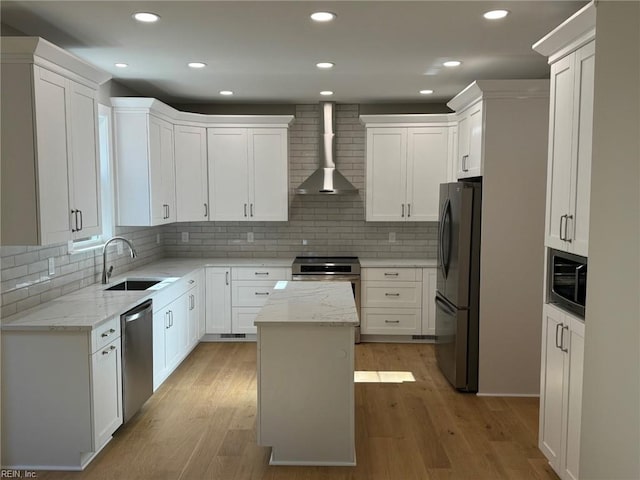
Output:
[{"xmin": 105, "ymin": 279, "xmax": 162, "ymax": 291}]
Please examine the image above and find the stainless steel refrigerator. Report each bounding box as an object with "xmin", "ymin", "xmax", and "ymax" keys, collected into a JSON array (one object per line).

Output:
[{"xmin": 435, "ymin": 181, "xmax": 481, "ymax": 392}]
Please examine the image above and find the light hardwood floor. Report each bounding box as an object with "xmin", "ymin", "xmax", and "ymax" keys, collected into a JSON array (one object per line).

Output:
[{"xmin": 39, "ymin": 342, "xmax": 559, "ymax": 480}]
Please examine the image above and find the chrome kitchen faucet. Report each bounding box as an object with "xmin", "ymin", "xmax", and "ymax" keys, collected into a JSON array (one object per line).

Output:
[{"xmin": 102, "ymin": 236, "xmax": 138, "ymax": 284}]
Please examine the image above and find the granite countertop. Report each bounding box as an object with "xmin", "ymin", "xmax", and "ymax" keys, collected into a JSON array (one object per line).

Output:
[
  {"xmin": 255, "ymin": 281, "xmax": 359, "ymax": 327},
  {"xmin": 359, "ymin": 258, "xmax": 437, "ymax": 268}
]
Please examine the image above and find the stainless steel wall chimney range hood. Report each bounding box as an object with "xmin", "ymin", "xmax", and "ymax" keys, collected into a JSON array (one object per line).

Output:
[{"xmin": 295, "ymin": 102, "xmax": 359, "ymax": 195}]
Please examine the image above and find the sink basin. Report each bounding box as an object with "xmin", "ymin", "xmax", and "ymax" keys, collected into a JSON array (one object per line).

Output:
[{"xmin": 105, "ymin": 279, "xmax": 162, "ymax": 291}]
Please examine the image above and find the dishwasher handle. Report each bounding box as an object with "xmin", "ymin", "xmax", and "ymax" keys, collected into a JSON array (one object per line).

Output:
[{"xmin": 122, "ymin": 300, "xmax": 153, "ymax": 323}]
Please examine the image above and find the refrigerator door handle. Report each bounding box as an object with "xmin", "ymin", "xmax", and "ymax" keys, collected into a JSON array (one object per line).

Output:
[
  {"xmin": 435, "ymin": 294, "xmax": 456, "ymax": 316},
  {"xmin": 438, "ymin": 198, "xmax": 451, "ymax": 280},
  {"xmin": 442, "ymin": 199, "xmax": 452, "ymax": 278}
]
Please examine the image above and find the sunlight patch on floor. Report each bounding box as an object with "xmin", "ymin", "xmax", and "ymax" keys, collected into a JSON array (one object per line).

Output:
[{"xmin": 354, "ymin": 370, "xmax": 416, "ymax": 383}]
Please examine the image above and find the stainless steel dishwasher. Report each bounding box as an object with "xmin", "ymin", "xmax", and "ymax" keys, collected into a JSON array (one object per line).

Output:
[{"xmin": 120, "ymin": 300, "xmax": 153, "ymax": 423}]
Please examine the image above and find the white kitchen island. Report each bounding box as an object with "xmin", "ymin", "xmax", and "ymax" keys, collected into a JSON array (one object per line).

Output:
[{"xmin": 255, "ymin": 281, "xmax": 358, "ymax": 466}]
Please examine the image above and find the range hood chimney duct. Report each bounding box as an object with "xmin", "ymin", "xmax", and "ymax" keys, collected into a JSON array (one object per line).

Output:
[{"xmin": 295, "ymin": 102, "xmax": 359, "ymax": 195}]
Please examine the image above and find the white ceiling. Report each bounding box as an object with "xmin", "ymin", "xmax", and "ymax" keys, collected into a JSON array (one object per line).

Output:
[{"xmin": 1, "ymin": 1, "xmax": 587, "ymax": 105}]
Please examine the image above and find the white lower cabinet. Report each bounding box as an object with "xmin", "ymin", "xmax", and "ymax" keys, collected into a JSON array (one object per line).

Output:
[
  {"xmin": 1, "ymin": 318, "xmax": 123, "ymax": 470},
  {"xmin": 205, "ymin": 267, "xmax": 232, "ymax": 334},
  {"xmin": 152, "ymin": 273, "xmax": 203, "ymax": 391},
  {"xmin": 421, "ymin": 268, "xmax": 437, "ymax": 336},
  {"xmin": 361, "ymin": 267, "xmax": 423, "ymax": 335},
  {"xmin": 539, "ymin": 303, "xmax": 584, "ymax": 480}
]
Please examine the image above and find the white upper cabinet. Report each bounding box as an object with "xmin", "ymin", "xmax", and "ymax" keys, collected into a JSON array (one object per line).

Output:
[
  {"xmin": 112, "ymin": 98, "xmax": 176, "ymax": 226},
  {"xmin": 1, "ymin": 37, "xmax": 109, "ymax": 245},
  {"xmin": 360, "ymin": 115, "xmax": 452, "ymax": 222},
  {"xmin": 174, "ymin": 125, "xmax": 209, "ymax": 222},
  {"xmin": 533, "ymin": 2, "xmax": 595, "ymax": 257},
  {"xmin": 455, "ymin": 102, "xmax": 483, "ymax": 178},
  {"xmin": 208, "ymin": 127, "xmax": 289, "ymax": 221}
]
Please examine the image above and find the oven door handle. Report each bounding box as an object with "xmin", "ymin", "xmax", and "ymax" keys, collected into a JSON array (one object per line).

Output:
[{"xmin": 292, "ymin": 274, "xmax": 360, "ymax": 282}]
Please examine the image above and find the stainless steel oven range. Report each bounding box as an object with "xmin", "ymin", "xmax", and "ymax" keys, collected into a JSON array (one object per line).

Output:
[{"xmin": 291, "ymin": 256, "xmax": 361, "ymax": 342}]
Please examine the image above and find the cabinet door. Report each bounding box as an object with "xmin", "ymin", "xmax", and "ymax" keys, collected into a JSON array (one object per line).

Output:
[
  {"xmin": 561, "ymin": 316, "xmax": 584, "ymax": 480},
  {"xmin": 91, "ymin": 337, "xmax": 123, "ymax": 450},
  {"xmin": 366, "ymin": 128, "xmax": 407, "ymax": 221},
  {"xmin": 68, "ymin": 81, "xmax": 101, "ymax": 239},
  {"xmin": 456, "ymin": 113, "xmax": 470, "ymax": 179},
  {"xmin": 160, "ymin": 120, "xmax": 176, "ymax": 223},
  {"xmin": 466, "ymin": 103, "xmax": 483, "ymax": 177},
  {"xmin": 208, "ymin": 128, "xmax": 249, "ymax": 221},
  {"xmin": 205, "ymin": 267, "xmax": 232, "ymax": 334},
  {"xmin": 33, "ymin": 67, "xmax": 73, "ymax": 244},
  {"xmin": 165, "ymin": 294, "xmax": 188, "ymax": 371},
  {"xmin": 545, "ymin": 54, "xmax": 575, "ymax": 250},
  {"xmin": 406, "ymin": 127, "xmax": 448, "ymax": 221},
  {"xmin": 249, "ymin": 128, "xmax": 288, "ymax": 221},
  {"xmin": 175, "ymin": 125, "xmax": 208, "ymax": 222},
  {"xmin": 421, "ymin": 268, "xmax": 437, "ymax": 335},
  {"xmin": 568, "ymin": 41, "xmax": 595, "ymax": 257},
  {"xmin": 539, "ymin": 305, "xmax": 566, "ymax": 471},
  {"xmin": 187, "ymin": 288, "xmax": 200, "ymax": 348},
  {"xmin": 148, "ymin": 116, "xmax": 166, "ymax": 225},
  {"xmin": 152, "ymin": 309, "xmax": 168, "ymax": 390}
]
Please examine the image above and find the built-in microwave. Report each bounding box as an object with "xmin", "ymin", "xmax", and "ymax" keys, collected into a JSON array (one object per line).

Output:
[{"xmin": 547, "ymin": 249, "xmax": 587, "ymax": 318}]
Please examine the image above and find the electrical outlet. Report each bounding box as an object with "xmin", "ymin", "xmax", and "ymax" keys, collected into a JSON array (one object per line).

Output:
[
  {"xmin": 117, "ymin": 242, "xmax": 124, "ymax": 254},
  {"xmin": 182, "ymin": 232, "xmax": 189, "ymax": 243},
  {"xmin": 389, "ymin": 232, "xmax": 396, "ymax": 242},
  {"xmin": 247, "ymin": 232, "xmax": 254, "ymax": 243},
  {"xmin": 302, "ymin": 239, "xmax": 308, "ymax": 245},
  {"xmin": 156, "ymin": 233, "xmax": 161, "ymax": 244},
  {"xmin": 48, "ymin": 257, "xmax": 55, "ymax": 275}
]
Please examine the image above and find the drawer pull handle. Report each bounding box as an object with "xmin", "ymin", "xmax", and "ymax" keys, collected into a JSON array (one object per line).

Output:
[
  {"xmin": 254, "ymin": 272, "xmax": 269, "ymax": 276},
  {"xmin": 102, "ymin": 345, "xmax": 117, "ymax": 355},
  {"xmin": 385, "ymin": 293, "xmax": 400, "ymax": 297},
  {"xmin": 188, "ymin": 280, "xmax": 195, "ymax": 284},
  {"xmin": 385, "ymin": 320, "xmax": 400, "ymax": 324},
  {"xmin": 255, "ymin": 292, "xmax": 270, "ymax": 296},
  {"xmin": 101, "ymin": 328, "xmax": 116, "ymax": 338},
  {"xmin": 384, "ymin": 272, "xmax": 399, "ymax": 276}
]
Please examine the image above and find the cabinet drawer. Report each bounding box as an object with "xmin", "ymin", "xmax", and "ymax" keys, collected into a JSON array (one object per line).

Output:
[
  {"xmin": 92, "ymin": 316, "xmax": 121, "ymax": 353},
  {"xmin": 232, "ymin": 281, "xmax": 278, "ymax": 307},
  {"xmin": 232, "ymin": 267, "xmax": 290, "ymax": 281},
  {"xmin": 362, "ymin": 268, "xmax": 420, "ymax": 282},
  {"xmin": 153, "ymin": 270, "xmax": 201, "ymax": 312},
  {"xmin": 362, "ymin": 282, "xmax": 422, "ymax": 308},
  {"xmin": 232, "ymin": 307, "xmax": 260, "ymax": 334},
  {"xmin": 361, "ymin": 308, "xmax": 421, "ymax": 335}
]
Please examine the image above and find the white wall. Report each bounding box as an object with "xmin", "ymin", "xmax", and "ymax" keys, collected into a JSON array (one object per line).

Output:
[{"xmin": 579, "ymin": 2, "xmax": 640, "ymax": 478}]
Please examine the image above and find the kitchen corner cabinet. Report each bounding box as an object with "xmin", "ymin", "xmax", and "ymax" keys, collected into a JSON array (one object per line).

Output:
[
  {"xmin": 1, "ymin": 317, "xmax": 123, "ymax": 470},
  {"xmin": 539, "ymin": 303, "xmax": 584, "ymax": 480},
  {"xmin": 175, "ymin": 124, "xmax": 209, "ymax": 222},
  {"xmin": 360, "ymin": 119, "xmax": 450, "ymax": 222},
  {"xmin": 208, "ymin": 128, "xmax": 289, "ymax": 221},
  {"xmin": 112, "ymin": 98, "xmax": 177, "ymax": 226},
  {"xmin": 542, "ymin": 41, "xmax": 595, "ymax": 257},
  {"xmin": 1, "ymin": 37, "xmax": 109, "ymax": 245}
]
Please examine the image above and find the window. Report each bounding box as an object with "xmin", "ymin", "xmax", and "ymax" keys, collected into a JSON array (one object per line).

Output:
[{"xmin": 69, "ymin": 103, "xmax": 115, "ymax": 252}]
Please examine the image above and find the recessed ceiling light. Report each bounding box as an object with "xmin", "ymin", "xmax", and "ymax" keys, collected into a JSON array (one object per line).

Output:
[
  {"xmin": 188, "ymin": 62, "xmax": 206, "ymax": 69},
  {"xmin": 443, "ymin": 60, "xmax": 462, "ymax": 67},
  {"xmin": 219, "ymin": 90, "xmax": 234, "ymax": 96},
  {"xmin": 310, "ymin": 11, "xmax": 336, "ymax": 22},
  {"xmin": 320, "ymin": 91, "xmax": 334, "ymax": 96},
  {"xmin": 316, "ymin": 62, "xmax": 335, "ymax": 69},
  {"xmin": 419, "ymin": 89, "xmax": 434, "ymax": 95},
  {"xmin": 114, "ymin": 63, "xmax": 128, "ymax": 68},
  {"xmin": 483, "ymin": 9, "xmax": 509, "ymax": 20},
  {"xmin": 133, "ymin": 12, "xmax": 160, "ymax": 23}
]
